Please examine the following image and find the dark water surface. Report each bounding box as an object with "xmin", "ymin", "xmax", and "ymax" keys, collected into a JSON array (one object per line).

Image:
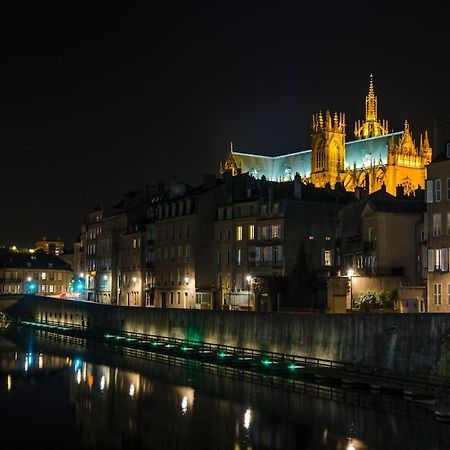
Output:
[{"xmin": 0, "ymin": 328, "xmax": 449, "ymax": 450}]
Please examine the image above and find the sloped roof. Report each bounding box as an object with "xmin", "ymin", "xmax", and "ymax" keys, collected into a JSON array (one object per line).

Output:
[{"xmin": 0, "ymin": 252, "xmax": 72, "ymax": 271}]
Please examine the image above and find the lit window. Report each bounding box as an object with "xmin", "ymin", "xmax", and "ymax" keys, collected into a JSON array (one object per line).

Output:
[
  {"xmin": 41, "ymin": 272, "xmax": 47, "ymax": 280},
  {"xmin": 271, "ymin": 224, "xmax": 281, "ymax": 239},
  {"xmin": 236, "ymin": 226, "xmax": 243, "ymax": 241},
  {"xmin": 248, "ymin": 225, "xmax": 255, "ymax": 240},
  {"xmin": 324, "ymin": 250, "xmax": 332, "ymax": 266},
  {"xmin": 435, "ymin": 248, "xmax": 442, "ymax": 270}
]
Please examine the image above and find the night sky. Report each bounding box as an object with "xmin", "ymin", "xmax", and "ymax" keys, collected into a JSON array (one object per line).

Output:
[{"xmin": 1, "ymin": 1, "xmax": 449, "ymax": 247}]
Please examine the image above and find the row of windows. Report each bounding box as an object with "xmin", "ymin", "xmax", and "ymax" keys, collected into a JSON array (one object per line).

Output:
[
  {"xmin": 217, "ymin": 203, "xmax": 281, "ymax": 221},
  {"xmin": 157, "ymin": 291, "xmax": 189, "ymax": 305},
  {"xmin": 432, "ymin": 283, "xmax": 450, "ymax": 305},
  {"xmin": 157, "ymin": 246, "xmax": 191, "ymax": 262},
  {"xmin": 427, "ymin": 178, "xmax": 450, "ymax": 203},
  {"xmin": 157, "ymin": 224, "xmax": 191, "ymax": 241},
  {"xmin": 87, "ymin": 226, "xmax": 102, "ymax": 240},
  {"xmin": 156, "ymin": 268, "xmax": 190, "ymax": 286},
  {"xmin": 432, "ymin": 212, "xmax": 450, "ymax": 236},
  {"xmin": 3, "ymin": 271, "xmax": 65, "ymax": 281},
  {"xmin": 1, "ymin": 284, "xmax": 64, "ymax": 294},
  {"xmin": 157, "ymin": 199, "xmax": 193, "ymax": 220}
]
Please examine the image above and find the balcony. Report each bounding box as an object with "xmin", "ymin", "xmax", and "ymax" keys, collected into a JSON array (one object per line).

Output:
[{"xmin": 363, "ymin": 240, "xmax": 376, "ymax": 251}]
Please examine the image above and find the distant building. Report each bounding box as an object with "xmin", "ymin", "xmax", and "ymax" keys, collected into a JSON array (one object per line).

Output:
[
  {"xmin": 426, "ymin": 126, "xmax": 450, "ymax": 312},
  {"xmin": 35, "ymin": 237, "xmax": 64, "ymax": 256},
  {"xmin": 79, "ymin": 186, "xmax": 162, "ymax": 305},
  {"xmin": 221, "ymin": 76, "xmax": 431, "ymax": 197},
  {"xmin": 0, "ymin": 251, "xmax": 72, "ymax": 295}
]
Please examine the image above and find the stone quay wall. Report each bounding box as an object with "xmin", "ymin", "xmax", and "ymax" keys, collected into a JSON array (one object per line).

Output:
[{"xmin": 5, "ymin": 295, "xmax": 450, "ymax": 377}]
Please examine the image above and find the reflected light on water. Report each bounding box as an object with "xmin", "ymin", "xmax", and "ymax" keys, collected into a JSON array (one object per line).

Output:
[
  {"xmin": 100, "ymin": 375, "xmax": 105, "ymax": 392},
  {"xmin": 129, "ymin": 384, "xmax": 135, "ymax": 398},
  {"xmin": 7, "ymin": 374, "xmax": 12, "ymax": 392},
  {"xmin": 244, "ymin": 408, "xmax": 252, "ymax": 430},
  {"xmin": 181, "ymin": 395, "xmax": 188, "ymax": 414},
  {"xmin": 76, "ymin": 370, "xmax": 82, "ymax": 385},
  {"xmin": 38, "ymin": 354, "xmax": 43, "ymax": 369}
]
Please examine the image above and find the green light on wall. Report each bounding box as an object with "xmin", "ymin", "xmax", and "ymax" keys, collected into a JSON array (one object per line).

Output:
[{"xmin": 261, "ymin": 359, "xmax": 272, "ymax": 366}]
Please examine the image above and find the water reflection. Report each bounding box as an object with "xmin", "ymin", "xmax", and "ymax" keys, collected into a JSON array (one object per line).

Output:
[{"xmin": 1, "ymin": 330, "xmax": 450, "ymax": 449}]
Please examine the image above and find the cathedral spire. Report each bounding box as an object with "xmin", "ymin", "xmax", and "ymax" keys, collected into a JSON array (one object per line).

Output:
[{"xmin": 365, "ymin": 74, "xmax": 377, "ymax": 122}]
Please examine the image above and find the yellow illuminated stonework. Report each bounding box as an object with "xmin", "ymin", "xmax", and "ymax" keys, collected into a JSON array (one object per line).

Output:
[
  {"xmin": 354, "ymin": 74, "xmax": 389, "ymax": 139},
  {"xmin": 221, "ymin": 76, "xmax": 432, "ymax": 197}
]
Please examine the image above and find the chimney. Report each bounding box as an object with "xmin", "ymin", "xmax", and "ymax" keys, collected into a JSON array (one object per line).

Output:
[
  {"xmin": 294, "ymin": 174, "xmax": 302, "ymax": 199},
  {"xmin": 396, "ymin": 184, "xmax": 405, "ymax": 198}
]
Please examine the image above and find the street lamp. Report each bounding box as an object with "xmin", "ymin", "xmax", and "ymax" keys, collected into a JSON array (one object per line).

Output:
[
  {"xmin": 246, "ymin": 275, "xmax": 252, "ymax": 310},
  {"xmin": 347, "ymin": 269, "xmax": 354, "ymax": 311}
]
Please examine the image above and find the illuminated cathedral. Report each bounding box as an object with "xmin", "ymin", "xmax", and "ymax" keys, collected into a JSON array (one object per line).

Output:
[{"xmin": 221, "ymin": 76, "xmax": 432, "ymax": 196}]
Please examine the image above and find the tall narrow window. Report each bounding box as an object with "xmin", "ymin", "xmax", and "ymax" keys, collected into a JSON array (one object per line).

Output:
[
  {"xmin": 433, "ymin": 214, "xmax": 442, "ymax": 237},
  {"xmin": 434, "ymin": 283, "xmax": 442, "ymax": 305},
  {"xmin": 236, "ymin": 226, "xmax": 243, "ymax": 241},
  {"xmin": 248, "ymin": 225, "xmax": 255, "ymax": 240},
  {"xmin": 435, "ymin": 179, "xmax": 442, "ymax": 202},
  {"xmin": 271, "ymin": 224, "xmax": 281, "ymax": 239},
  {"xmin": 236, "ymin": 249, "xmax": 242, "ymax": 266},
  {"xmin": 324, "ymin": 250, "xmax": 332, "ymax": 266}
]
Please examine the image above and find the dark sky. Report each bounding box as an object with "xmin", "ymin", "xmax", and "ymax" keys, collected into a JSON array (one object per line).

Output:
[{"xmin": 1, "ymin": 0, "xmax": 449, "ymax": 247}]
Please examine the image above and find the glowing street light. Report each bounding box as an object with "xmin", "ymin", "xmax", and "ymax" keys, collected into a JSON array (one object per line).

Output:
[
  {"xmin": 246, "ymin": 275, "xmax": 252, "ymax": 310},
  {"xmin": 347, "ymin": 269, "xmax": 354, "ymax": 311}
]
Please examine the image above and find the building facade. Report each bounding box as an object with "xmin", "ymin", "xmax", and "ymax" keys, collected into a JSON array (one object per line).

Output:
[
  {"xmin": 215, "ymin": 173, "xmax": 352, "ymax": 311},
  {"xmin": 0, "ymin": 251, "xmax": 72, "ymax": 295},
  {"xmin": 154, "ymin": 177, "xmax": 219, "ymax": 309},
  {"xmin": 426, "ymin": 138, "xmax": 450, "ymax": 312}
]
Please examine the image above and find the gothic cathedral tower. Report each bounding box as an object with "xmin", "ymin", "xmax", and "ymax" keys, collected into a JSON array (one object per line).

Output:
[
  {"xmin": 354, "ymin": 74, "xmax": 389, "ymax": 139},
  {"xmin": 310, "ymin": 111, "xmax": 346, "ymax": 188}
]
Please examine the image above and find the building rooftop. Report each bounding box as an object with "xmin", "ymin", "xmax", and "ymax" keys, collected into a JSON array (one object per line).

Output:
[{"xmin": 0, "ymin": 251, "xmax": 72, "ymax": 271}]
